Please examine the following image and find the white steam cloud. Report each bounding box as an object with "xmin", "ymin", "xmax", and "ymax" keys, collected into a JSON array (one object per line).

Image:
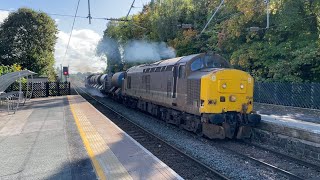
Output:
[
  {"xmin": 55, "ymin": 29, "xmax": 107, "ymax": 73},
  {"xmin": 123, "ymin": 40, "xmax": 176, "ymax": 62},
  {"xmin": 85, "ymin": 86, "xmax": 105, "ymax": 97},
  {"xmin": 0, "ymin": 10, "xmax": 9, "ymax": 24}
]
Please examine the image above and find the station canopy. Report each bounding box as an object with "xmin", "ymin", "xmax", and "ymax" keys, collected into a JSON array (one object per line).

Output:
[{"xmin": 0, "ymin": 70, "xmax": 36, "ymax": 93}]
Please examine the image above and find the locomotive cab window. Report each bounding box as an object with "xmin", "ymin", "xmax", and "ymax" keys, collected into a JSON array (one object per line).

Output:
[
  {"xmin": 191, "ymin": 58, "xmax": 204, "ymax": 71},
  {"xmin": 191, "ymin": 55, "xmax": 230, "ymax": 71},
  {"xmin": 204, "ymin": 55, "xmax": 230, "ymax": 68},
  {"xmin": 178, "ymin": 65, "xmax": 186, "ymax": 78},
  {"xmin": 166, "ymin": 65, "xmax": 174, "ymax": 71}
]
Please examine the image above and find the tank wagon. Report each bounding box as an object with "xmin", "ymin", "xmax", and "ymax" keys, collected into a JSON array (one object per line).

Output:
[
  {"xmin": 85, "ymin": 53, "xmax": 261, "ymax": 139},
  {"xmin": 86, "ymin": 74, "xmax": 110, "ymax": 91}
]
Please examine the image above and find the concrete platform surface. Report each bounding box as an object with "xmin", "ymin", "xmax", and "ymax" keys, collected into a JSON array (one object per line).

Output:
[
  {"xmin": 255, "ymin": 102, "xmax": 320, "ymax": 124},
  {"xmin": 0, "ymin": 96, "xmax": 182, "ymax": 180},
  {"xmin": 0, "ymin": 96, "xmax": 95, "ymax": 180},
  {"xmin": 67, "ymin": 95, "xmax": 182, "ymax": 180},
  {"xmin": 253, "ymin": 104, "xmax": 320, "ymax": 162},
  {"xmin": 254, "ymin": 103, "xmax": 320, "ymax": 144},
  {"xmin": 260, "ymin": 114, "xmax": 320, "ymax": 135}
]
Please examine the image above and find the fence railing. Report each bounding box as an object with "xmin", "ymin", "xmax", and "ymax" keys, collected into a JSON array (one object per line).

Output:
[
  {"xmin": 254, "ymin": 82, "xmax": 320, "ymax": 109},
  {"xmin": 6, "ymin": 82, "xmax": 71, "ymax": 98}
]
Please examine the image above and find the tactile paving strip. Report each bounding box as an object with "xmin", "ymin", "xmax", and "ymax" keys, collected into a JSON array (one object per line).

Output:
[{"xmin": 67, "ymin": 96, "xmax": 132, "ymax": 180}]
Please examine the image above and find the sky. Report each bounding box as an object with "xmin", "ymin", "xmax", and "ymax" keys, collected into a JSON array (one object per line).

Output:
[{"xmin": 0, "ymin": 0, "xmax": 150, "ymax": 73}]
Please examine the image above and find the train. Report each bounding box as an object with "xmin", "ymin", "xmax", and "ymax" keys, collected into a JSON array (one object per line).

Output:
[{"xmin": 85, "ymin": 53, "xmax": 261, "ymax": 139}]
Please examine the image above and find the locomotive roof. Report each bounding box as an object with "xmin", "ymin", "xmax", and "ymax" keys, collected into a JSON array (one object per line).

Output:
[{"xmin": 127, "ymin": 53, "xmax": 204, "ymax": 73}]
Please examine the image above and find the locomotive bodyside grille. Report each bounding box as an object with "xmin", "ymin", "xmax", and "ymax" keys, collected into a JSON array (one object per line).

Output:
[{"xmin": 187, "ymin": 79, "xmax": 201, "ymax": 106}]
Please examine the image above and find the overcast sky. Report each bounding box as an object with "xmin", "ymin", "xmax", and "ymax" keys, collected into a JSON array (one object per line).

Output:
[{"xmin": 0, "ymin": 0, "xmax": 150, "ymax": 73}]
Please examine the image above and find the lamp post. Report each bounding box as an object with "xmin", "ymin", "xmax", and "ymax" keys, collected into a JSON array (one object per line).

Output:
[{"xmin": 265, "ymin": 0, "xmax": 270, "ymax": 29}]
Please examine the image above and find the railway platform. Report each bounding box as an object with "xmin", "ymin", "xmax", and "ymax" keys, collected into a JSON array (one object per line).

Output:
[
  {"xmin": 0, "ymin": 95, "xmax": 182, "ymax": 180},
  {"xmin": 253, "ymin": 103, "xmax": 320, "ymax": 163}
]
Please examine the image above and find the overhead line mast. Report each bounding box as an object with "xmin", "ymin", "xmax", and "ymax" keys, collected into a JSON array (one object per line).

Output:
[{"xmin": 87, "ymin": 0, "xmax": 92, "ymax": 24}]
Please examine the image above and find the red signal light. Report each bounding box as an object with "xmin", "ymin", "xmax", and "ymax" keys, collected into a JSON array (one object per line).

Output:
[{"xmin": 63, "ymin": 67, "xmax": 69, "ymax": 76}]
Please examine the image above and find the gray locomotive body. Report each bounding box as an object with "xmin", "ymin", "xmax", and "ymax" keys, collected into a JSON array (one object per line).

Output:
[{"xmin": 85, "ymin": 53, "xmax": 260, "ymax": 139}]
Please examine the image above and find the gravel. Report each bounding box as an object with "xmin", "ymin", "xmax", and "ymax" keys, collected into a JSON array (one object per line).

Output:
[
  {"xmin": 79, "ymin": 87, "xmax": 226, "ymax": 180},
  {"xmin": 220, "ymin": 141, "xmax": 320, "ymax": 179},
  {"xmin": 78, "ymin": 84, "xmax": 291, "ymax": 180}
]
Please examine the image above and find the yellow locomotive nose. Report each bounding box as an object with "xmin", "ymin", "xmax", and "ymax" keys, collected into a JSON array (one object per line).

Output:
[
  {"xmin": 200, "ymin": 69, "xmax": 254, "ymax": 114},
  {"xmin": 218, "ymin": 79, "xmax": 247, "ymax": 94}
]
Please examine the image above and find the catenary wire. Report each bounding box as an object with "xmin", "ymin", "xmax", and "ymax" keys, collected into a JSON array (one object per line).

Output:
[{"xmin": 62, "ymin": 0, "xmax": 81, "ymax": 66}]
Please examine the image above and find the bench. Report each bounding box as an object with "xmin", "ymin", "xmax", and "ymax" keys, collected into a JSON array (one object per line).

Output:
[
  {"xmin": 0, "ymin": 70, "xmax": 36, "ymax": 114},
  {"xmin": 0, "ymin": 91, "xmax": 24, "ymax": 113}
]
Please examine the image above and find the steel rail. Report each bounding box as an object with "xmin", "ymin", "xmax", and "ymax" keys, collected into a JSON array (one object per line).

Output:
[
  {"xmin": 72, "ymin": 82, "xmax": 230, "ymax": 180},
  {"xmin": 214, "ymin": 142, "xmax": 305, "ymax": 180},
  {"xmin": 73, "ymin": 80, "xmax": 312, "ymax": 180},
  {"xmin": 242, "ymin": 141, "xmax": 320, "ymax": 172}
]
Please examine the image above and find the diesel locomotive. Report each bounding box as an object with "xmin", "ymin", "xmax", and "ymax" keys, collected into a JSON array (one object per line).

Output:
[{"xmin": 85, "ymin": 53, "xmax": 261, "ymax": 139}]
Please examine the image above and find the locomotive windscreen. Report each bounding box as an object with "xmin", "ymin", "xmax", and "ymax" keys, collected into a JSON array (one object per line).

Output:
[
  {"xmin": 204, "ymin": 55, "xmax": 230, "ymax": 68},
  {"xmin": 191, "ymin": 55, "xmax": 230, "ymax": 71}
]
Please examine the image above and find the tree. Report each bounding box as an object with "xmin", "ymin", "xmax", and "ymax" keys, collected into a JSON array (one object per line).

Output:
[
  {"xmin": 0, "ymin": 8, "xmax": 58, "ymax": 80},
  {"xmin": 97, "ymin": 0, "xmax": 320, "ymax": 82},
  {"xmin": 0, "ymin": 64, "xmax": 22, "ymax": 76}
]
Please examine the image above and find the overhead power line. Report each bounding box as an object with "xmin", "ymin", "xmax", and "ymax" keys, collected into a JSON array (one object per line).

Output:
[
  {"xmin": 200, "ymin": 0, "xmax": 225, "ymax": 35},
  {"xmin": 0, "ymin": 8, "xmax": 119, "ymax": 21},
  {"xmin": 126, "ymin": 0, "xmax": 136, "ymax": 20},
  {"xmin": 62, "ymin": 0, "xmax": 81, "ymax": 66}
]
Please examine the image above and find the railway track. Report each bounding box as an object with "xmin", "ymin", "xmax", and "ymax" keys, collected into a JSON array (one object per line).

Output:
[
  {"xmin": 72, "ymin": 82, "xmax": 229, "ymax": 180},
  {"xmin": 243, "ymin": 141, "xmax": 320, "ymax": 171},
  {"xmin": 215, "ymin": 143, "xmax": 305, "ymax": 180},
  {"xmin": 72, "ymin": 81, "xmax": 320, "ymax": 180}
]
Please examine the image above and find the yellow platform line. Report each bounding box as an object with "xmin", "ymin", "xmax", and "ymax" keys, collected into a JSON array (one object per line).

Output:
[{"xmin": 67, "ymin": 95, "xmax": 132, "ymax": 180}]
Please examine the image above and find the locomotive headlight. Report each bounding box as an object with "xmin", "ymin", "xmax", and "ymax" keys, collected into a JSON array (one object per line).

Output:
[
  {"xmin": 229, "ymin": 95, "xmax": 236, "ymax": 102},
  {"xmin": 222, "ymin": 83, "xmax": 227, "ymax": 89},
  {"xmin": 240, "ymin": 84, "xmax": 244, "ymax": 89}
]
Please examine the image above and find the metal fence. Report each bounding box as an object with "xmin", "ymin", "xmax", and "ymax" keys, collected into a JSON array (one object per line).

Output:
[
  {"xmin": 254, "ymin": 82, "xmax": 320, "ymax": 109},
  {"xmin": 6, "ymin": 82, "xmax": 71, "ymax": 98}
]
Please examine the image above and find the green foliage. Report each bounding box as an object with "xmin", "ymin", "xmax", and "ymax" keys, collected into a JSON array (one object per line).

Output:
[
  {"xmin": 0, "ymin": 8, "xmax": 58, "ymax": 80},
  {"xmin": 97, "ymin": 0, "xmax": 320, "ymax": 82},
  {"xmin": 0, "ymin": 64, "xmax": 22, "ymax": 76}
]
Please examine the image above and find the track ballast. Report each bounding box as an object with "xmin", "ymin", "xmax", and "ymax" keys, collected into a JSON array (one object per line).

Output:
[{"xmin": 72, "ymin": 82, "xmax": 229, "ymax": 180}]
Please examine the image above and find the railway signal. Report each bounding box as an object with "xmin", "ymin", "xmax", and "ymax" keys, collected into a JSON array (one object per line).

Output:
[{"xmin": 63, "ymin": 66, "xmax": 69, "ymax": 76}]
